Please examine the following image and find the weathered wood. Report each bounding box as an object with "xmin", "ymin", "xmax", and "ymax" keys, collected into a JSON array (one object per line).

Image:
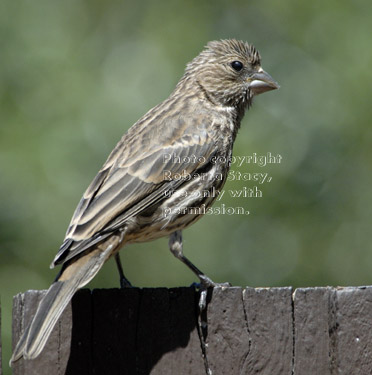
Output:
[
  {"xmin": 336, "ymin": 287, "xmax": 372, "ymax": 375},
  {"xmin": 293, "ymin": 287, "xmax": 334, "ymax": 374},
  {"xmin": 203, "ymin": 287, "xmax": 251, "ymax": 374},
  {"xmin": 11, "ymin": 286, "xmax": 372, "ymax": 374},
  {"xmin": 293, "ymin": 286, "xmax": 372, "ymax": 375},
  {"xmin": 12, "ymin": 290, "xmax": 72, "ymax": 375},
  {"xmin": 243, "ymin": 287, "xmax": 293, "ymax": 374}
]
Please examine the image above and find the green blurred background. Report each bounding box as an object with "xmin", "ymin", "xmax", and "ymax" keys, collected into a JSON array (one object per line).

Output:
[{"xmin": 1, "ymin": 0, "xmax": 372, "ymax": 371}]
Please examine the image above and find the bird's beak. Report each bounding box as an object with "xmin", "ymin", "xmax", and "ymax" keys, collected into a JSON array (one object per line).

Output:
[{"xmin": 248, "ymin": 68, "xmax": 280, "ymax": 95}]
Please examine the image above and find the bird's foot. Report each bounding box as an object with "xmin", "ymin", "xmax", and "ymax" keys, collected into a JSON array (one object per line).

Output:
[
  {"xmin": 119, "ymin": 276, "xmax": 132, "ymax": 289},
  {"xmin": 194, "ymin": 276, "xmax": 231, "ymax": 375},
  {"xmin": 191, "ymin": 275, "xmax": 231, "ymax": 289},
  {"xmin": 194, "ymin": 275, "xmax": 231, "ymax": 311},
  {"xmin": 199, "ymin": 275, "xmax": 231, "ymax": 289}
]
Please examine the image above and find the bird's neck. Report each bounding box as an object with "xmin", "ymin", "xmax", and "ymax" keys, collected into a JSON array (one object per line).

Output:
[
  {"xmin": 177, "ymin": 74, "xmax": 246, "ymax": 113},
  {"xmin": 172, "ymin": 75, "xmax": 248, "ymax": 140}
]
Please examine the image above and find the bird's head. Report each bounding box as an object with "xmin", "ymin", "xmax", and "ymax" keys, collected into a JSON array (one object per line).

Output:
[{"xmin": 183, "ymin": 39, "xmax": 279, "ymax": 108}]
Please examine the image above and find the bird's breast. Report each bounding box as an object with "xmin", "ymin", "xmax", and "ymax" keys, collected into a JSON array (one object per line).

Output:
[{"xmin": 125, "ymin": 158, "xmax": 230, "ymax": 244}]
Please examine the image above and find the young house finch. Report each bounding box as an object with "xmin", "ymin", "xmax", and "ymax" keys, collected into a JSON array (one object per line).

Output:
[{"xmin": 11, "ymin": 39, "xmax": 278, "ymax": 362}]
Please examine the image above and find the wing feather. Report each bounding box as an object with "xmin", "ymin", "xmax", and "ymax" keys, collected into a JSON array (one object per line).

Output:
[{"xmin": 52, "ymin": 112, "xmax": 217, "ymax": 267}]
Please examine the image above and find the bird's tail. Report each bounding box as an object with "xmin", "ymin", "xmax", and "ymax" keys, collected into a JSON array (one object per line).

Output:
[{"xmin": 10, "ymin": 236, "xmax": 119, "ymax": 364}]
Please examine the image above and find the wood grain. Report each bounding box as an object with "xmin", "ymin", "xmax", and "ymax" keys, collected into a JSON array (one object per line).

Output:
[{"xmin": 10, "ymin": 286, "xmax": 372, "ymax": 374}]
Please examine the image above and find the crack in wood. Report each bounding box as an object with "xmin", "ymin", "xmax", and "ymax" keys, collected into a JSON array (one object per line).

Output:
[
  {"xmin": 241, "ymin": 288, "xmax": 251, "ymax": 373},
  {"xmin": 328, "ymin": 288, "xmax": 339, "ymax": 374},
  {"xmin": 291, "ymin": 289, "xmax": 295, "ymax": 375}
]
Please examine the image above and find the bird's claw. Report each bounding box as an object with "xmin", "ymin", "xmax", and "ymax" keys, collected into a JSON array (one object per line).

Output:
[
  {"xmin": 199, "ymin": 275, "xmax": 231, "ymax": 289},
  {"xmin": 119, "ymin": 277, "xmax": 132, "ymax": 289},
  {"xmin": 195, "ymin": 276, "xmax": 231, "ymax": 311},
  {"xmin": 199, "ymin": 288, "xmax": 208, "ymax": 311}
]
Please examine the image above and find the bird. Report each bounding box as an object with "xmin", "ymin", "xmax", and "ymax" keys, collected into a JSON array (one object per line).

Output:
[{"xmin": 11, "ymin": 39, "xmax": 279, "ymax": 363}]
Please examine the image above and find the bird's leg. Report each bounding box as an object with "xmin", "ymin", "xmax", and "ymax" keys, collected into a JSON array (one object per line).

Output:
[
  {"xmin": 169, "ymin": 230, "xmax": 230, "ymax": 310},
  {"xmin": 114, "ymin": 253, "xmax": 132, "ymax": 288},
  {"xmin": 169, "ymin": 230, "xmax": 215, "ymax": 287},
  {"xmin": 170, "ymin": 230, "xmax": 222, "ymax": 375},
  {"xmin": 114, "ymin": 228, "xmax": 132, "ymax": 288}
]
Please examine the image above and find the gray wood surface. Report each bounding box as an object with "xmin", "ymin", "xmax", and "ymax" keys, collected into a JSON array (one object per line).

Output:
[{"xmin": 10, "ymin": 286, "xmax": 372, "ymax": 374}]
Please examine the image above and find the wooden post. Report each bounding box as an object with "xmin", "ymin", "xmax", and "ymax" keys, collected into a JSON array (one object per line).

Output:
[{"xmin": 11, "ymin": 286, "xmax": 372, "ymax": 374}]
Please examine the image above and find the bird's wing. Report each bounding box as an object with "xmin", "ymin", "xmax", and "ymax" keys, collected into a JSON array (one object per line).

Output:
[{"xmin": 52, "ymin": 117, "xmax": 217, "ymax": 267}]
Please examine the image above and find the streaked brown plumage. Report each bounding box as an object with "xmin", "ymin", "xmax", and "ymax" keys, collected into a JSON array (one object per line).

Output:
[{"xmin": 11, "ymin": 39, "xmax": 279, "ymax": 363}]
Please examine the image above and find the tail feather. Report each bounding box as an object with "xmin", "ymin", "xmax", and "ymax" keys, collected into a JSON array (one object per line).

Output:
[
  {"xmin": 10, "ymin": 279, "xmax": 81, "ymax": 364},
  {"xmin": 25, "ymin": 281, "xmax": 76, "ymax": 359},
  {"xmin": 10, "ymin": 238, "xmax": 119, "ymax": 364}
]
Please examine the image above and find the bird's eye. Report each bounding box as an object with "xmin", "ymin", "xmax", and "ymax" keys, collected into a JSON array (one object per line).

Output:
[{"xmin": 231, "ymin": 61, "xmax": 243, "ymax": 71}]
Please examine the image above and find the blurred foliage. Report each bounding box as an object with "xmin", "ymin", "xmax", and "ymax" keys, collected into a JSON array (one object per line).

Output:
[{"xmin": 1, "ymin": 0, "xmax": 372, "ymax": 370}]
